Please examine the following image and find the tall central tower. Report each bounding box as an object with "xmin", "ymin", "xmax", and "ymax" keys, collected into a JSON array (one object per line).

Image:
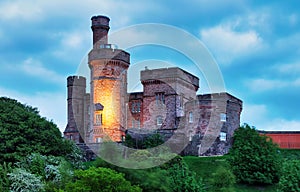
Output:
[{"xmin": 88, "ymin": 15, "xmax": 130, "ymax": 142}]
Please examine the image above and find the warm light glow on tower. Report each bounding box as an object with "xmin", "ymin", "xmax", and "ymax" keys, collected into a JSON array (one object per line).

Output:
[{"xmin": 88, "ymin": 15, "xmax": 130, "ymax": 142}]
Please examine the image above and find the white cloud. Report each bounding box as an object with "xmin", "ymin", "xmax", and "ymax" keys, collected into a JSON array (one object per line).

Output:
[
  {"xmin": 51, "ymin": 31, "xmax": 91, "ymax": 61},
  {"xmin": 0, "ymin": 1, "xmax": 43, "ymax": 22},
  {"xmin": 277, "ymin": 62, "xmax": 300, "ymax": 74},
  {"xmin": 259, "ymin": 119, "xmax": 300, "ymax": 131},
  {"xmin": 241, "ymin": 104, "xmax": 268, "ymax": 126},
  {"xmin": 246, "ymin": 77, "xmax": 300, "ymax": 92},
  {"xmin": 247, "ymin": 78, "xmax": 288, "ymax": 92},
  {"xmin": 20, "ymin": 58, "xmax": 65, "ymax": 84},
  {"xmin": 0, "ymin": 87, "xmax": 66, "ymax": 133},
  {"xmin": 241, "ymin": 103, "xmax": 300, "ymax": 131},
  {"xmin": 200, "ymin": 24, "xmax": 262, "ymax": 65}
]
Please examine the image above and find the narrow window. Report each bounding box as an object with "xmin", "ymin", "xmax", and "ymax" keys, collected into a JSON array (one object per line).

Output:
[
  {"xmin": 131, "ymin": 102, "xmax": 136, "ymax": 113},
  {"xmin": 136, "ymin": 101, "xmax": 141, "ymax": 112},
  {"xmin": 96, "ymin": 137, "xmax": 102, "ymax": 143},
  {"xmin": 189, "ymin": 112, "xmax": 193, "ymax": 123},
  {"xmin": 157, "ymin": 116, "xmax": 163, "ymax": 125},
  {"xmin": 95, "ymin": 114, "xmax": 102, "ymax": 125},
  {"xmin": 220, "ymin": 113, "xmax": 227, "ymax": 122},
  {"xmin": 155, "ymin": 93, "xmax": 165, "ymax": 105},
  {"xmin": 220, "ymin": 132, "xmax": 227, "ymax": 141},
  {"xmin": 137, "ymin": 118, "xmax": 140, "ymax": 129}
]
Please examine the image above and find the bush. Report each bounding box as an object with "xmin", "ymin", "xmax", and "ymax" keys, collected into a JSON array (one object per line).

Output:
[
  {"xmin": 210, "ymin": 167, "xmax": 235, "ymax": 192},
  {"xmin": 278, "ymin": 160, "xmax": 300, "ymax": 192},
  {"xmin": 228, "ymin": 124, "xmax": 282, "ymax": 184},
  {"xmin": 65, "ymin": 167, "xmax": 142, "ymax": 192},
  {"xmin": 8, "ymin": 168, "xmax": 44, "ymax": 192},
  {"xmin": 168, "ymin": 162, "xmax": 205, "ymax": 192}
]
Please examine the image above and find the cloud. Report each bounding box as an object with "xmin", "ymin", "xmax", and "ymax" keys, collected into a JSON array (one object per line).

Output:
[
  {"xmin": 241, "ymin": 104, "xmax": 268, "ymax": 126},
  {"xmin": 241, "ymin": 103, "xmax": 300, "ymax": 131},
  {"xmin": 277, "ymin": 62, "xmax": 300, "ymax": 74},
  {"xmin": 20, "ymin": 58, "xmax": 65, "ymax": 84},
  {"xmin": 51, "ymin": 31, "xmax": 91, "ymax": 61},
  {"xmin": 259, "ymin": 119, "xmax": 300, "ymax": 131},
  {"xmin": 246, "ymin": 78, "xmax": 300, "ymax": 92},
  {"xmin": 0, "ymin": 1, "xmax": 43, "ymax": 22},
  {"xmin": 0, "ymin": 87, "xmax": 66, "ymax": 133},
  {"xmin": 200, "ymin": 23, "xmax": 262, "ymax": 65}
]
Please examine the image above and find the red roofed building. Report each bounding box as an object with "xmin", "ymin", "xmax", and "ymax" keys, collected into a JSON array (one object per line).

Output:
[{"xmin": 259, "ymin": 131, "xmax": 300, "ymax": 149}]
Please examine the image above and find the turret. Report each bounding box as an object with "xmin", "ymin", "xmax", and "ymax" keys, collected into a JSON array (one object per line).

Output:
[
  {"xmin": 91, "ymin": 15, "xmax": 110, "ymax": 49},
  {"xmin": 64, "ymin": 76, "xmax": 86, "ymax": 143}
]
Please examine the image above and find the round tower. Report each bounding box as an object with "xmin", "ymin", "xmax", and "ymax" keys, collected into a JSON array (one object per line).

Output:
[{"xmin": 88, "ymin": 15, "xmax": 130, "ymax": 142}]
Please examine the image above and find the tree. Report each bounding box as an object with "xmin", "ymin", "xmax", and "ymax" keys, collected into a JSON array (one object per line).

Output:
[
  {"xmin": 0, "ymin": 97, "xmax": 76, "ymax": 163},
  {"xmin": 228, "ymin": 124, "xmax": 282, "ymax": 184},
  {"xmin": 65, "ymin": 167, "xmax": 142, "ymax": 192}
]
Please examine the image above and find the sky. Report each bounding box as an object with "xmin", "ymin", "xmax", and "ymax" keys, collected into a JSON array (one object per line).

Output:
[{"xmin": 0, "ymin": 0, "xmax": 299, "ymax": 133}]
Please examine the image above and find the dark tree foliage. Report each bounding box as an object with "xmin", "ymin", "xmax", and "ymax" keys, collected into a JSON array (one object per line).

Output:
[
  {"xmin": 0, "ymin": 97, "xmax": 73, "ymax": 163},
  {"xmin": 124, "ymin": 133, "xmax": 164, "ymax": 149},
  {"xmin": 228, "ymin": 124, "xmax": 282, "ymax": 185}
]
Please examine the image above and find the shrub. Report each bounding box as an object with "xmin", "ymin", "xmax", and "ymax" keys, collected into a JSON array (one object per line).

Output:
[
  {"xmin": 8, "ymin": 168, "xmax": 44, "ymax": 192},
  {"xmin": 228, "ymin": 124, "xmax": 282, "ymax": 184},
  {"xmin": 210, "ymin": 167, "xmax": 235, "ymax": 192},
  {"xmin": 278, "ymin": 160, "xmax": 300, "ymax": 192},
  {"xmin": 65, "ymin": 167, "xmax": 142, "ymax": 192}
]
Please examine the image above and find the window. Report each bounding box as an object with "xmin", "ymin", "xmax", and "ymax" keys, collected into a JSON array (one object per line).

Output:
[
  {"xmin": 131, "ymin": 103, "xmax": 136, "ymax": 113},
  {"xmin": 132, "ymin": 118, "xmax": 141, "ymax": 128},
  {"xmin": 95, "ymin": 114, "xmax": 102, "ymax": 125},
  {"xmin": 96, "ymin": 137, "xmax": 102, "ymax": 143},
  {"xmin": 189, "ymin": 112, "xmax": 193, "ymax": 123},
  {"xmin": 155, "ymin": 93, "xmax": 165, "ymax": 105},
  {"xmin": 136, "ymin": 118, "xmax": 140, "ymax": 129},
  {"xmin": 179, "ymin": 95, "xmax": 184, "ymax": 107},
  {"xmin": 136, "ymin": 102, "xmax": 141, "ymax": 112},
  {"xmin": 220, "ymin": 132, "xmax": 227, "ymax": 141},
  {"xmin": 131, "ymin": 101, "xmax": 141, "ymax": 113},
  {"xmin": 220, "ymin": 113, "xmax": 227, "ymax": 122},
  {"xmin": 157, "ymin": 116, "xmax": 163, "ymax": 125},
  {"xmin": 70, "ymin": 135, "xmax": 73, "ymax": 140}
]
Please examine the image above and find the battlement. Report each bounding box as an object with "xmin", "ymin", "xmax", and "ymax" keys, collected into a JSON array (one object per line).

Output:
[
  {"xmin": 88, "ymin": 48, "xmax": 130, "ymax": 64},
  {"xmin": 197, "ymin": 92, "xmax": 243, "ymax": 106},
  {"xmin": 67, "ymin": 76, "xmax": 86, "ymax": 87},
  {"xmin": 141, "ymin": 67, "xmax": 199, "ymax": 90}
]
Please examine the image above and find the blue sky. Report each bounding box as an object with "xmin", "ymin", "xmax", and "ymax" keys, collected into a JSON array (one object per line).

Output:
[{"xmin": 0, "ymin": 0, "xmax": 299, "ymax": 133}]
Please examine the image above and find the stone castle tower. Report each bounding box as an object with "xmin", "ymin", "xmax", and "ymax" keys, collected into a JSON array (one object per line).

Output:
[
  {"xmin": 64, "ymin": 76, "xmax": 89, "ymax": 143},
  {"xmin": 88, "ymin": 16, "xmax": 130, "ymax": 142},
  {"xmin": 64, "ymin": 15, "xmax": 243, "ymax": 156}
]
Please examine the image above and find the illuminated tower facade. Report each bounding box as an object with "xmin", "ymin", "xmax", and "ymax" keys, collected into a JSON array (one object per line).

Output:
[{"xmin": 88, "ymin": 15, "xmax": 130, "ymax": 142}]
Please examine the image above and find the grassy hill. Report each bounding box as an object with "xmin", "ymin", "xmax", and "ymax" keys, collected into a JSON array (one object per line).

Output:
[{"xmin": 183, "ymin": 149, "xmax": 300, "ymax": 192}]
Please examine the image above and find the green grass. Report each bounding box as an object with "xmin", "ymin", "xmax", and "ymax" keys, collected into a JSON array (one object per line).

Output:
[{"xmin": 183, "ymin": 155, "xmax": 278, "ymax": 192}]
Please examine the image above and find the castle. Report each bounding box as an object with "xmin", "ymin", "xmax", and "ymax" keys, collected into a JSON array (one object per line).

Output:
[{"xmin": 63, "ymin": 15, "xmax": 243, "ymax": 156}]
